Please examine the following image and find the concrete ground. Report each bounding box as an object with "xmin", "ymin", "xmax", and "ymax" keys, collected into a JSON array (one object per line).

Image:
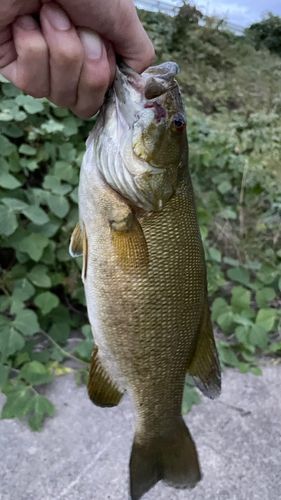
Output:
[{"xmin": 0, "ymin": 364, "xmax": 280, "ymax": 500}]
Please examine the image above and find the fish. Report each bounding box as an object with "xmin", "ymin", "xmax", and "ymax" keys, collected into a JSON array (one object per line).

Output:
[{"xmin": 69, "ymin": 61, "xmax": 221, "ymax": 500}]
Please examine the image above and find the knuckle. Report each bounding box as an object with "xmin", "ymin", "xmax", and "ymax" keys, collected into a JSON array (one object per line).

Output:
[{"xmin": 52, "ymin": 45, "xmax": 83, "ymax": 67}]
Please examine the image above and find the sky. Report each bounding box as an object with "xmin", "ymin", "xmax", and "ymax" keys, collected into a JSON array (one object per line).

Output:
[{"xmin": 193, "ymin": 0, "xmax": 281, "ymax": 27}]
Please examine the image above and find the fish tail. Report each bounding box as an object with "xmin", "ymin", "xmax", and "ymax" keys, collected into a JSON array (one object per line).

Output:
[{"xmin": 129, "ymin": 417, "xmax": 201, "ymax": 500}]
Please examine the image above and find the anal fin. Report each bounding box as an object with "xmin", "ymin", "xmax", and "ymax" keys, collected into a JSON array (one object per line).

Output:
[
  {"xmin": 188, "ymin": 301, "xmax": 221, "ymax": 399},
  {"xmin": 88, "ymin": 347, "xmax": 123, "ymax": 407}
]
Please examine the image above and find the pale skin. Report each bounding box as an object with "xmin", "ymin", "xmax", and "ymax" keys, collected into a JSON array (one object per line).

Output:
[{"xmin": 0, "ymin": 0, "xmax": 155, "ymax": 118}]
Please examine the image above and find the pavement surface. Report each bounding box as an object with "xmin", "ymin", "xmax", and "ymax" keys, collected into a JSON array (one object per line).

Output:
[{"xmin": 0, "ymin": 364, "xmax": 280, "ymax": 500}]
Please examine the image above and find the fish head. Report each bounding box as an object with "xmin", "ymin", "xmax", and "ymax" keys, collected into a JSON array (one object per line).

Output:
[
  {"xmin": 132, "ymin": 62, "xmax": 187, "ymax": 170},
  {"xmin": 115, "ymin": 61, "xmax": 187, "ymax": 171},
  {"xmin": 94, "ymin": 62, "xmax": 188, "ymax": 211}
]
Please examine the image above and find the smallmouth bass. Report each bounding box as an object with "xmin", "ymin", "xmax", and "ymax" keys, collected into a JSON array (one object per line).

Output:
[{"xmin": 70, "ymin": 61, "xmax": 221, "ymax": 500}]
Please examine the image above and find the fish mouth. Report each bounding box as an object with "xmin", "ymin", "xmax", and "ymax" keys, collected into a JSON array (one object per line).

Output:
[{"xmin": 118, "ymin": 61, "xmax": 180, "ymax": 100}]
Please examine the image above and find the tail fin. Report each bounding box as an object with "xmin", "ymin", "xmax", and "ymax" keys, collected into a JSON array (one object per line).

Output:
[{"xmin": 129, "ymin": 417, "xmax": 201, "ymax": 500}]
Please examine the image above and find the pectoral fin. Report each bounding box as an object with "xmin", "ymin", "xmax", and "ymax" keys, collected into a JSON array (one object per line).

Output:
[
  {"xmin": 188, "ymin": 301, "xmax": 221, "ymax": 399},
  {"xmin": 69, "ymin": 222, "xmax": 88, "ymax": 281},
  {"xmin": 69, "ymin": 223, "xmax": 83, "ymax": 257},
  {"xmin": 110, "ymin": 214, "xmax": 149, "ymax": 269},
  {"xmin": 88, "ymin": 347, "xmax": 123, "ymax": 407}
]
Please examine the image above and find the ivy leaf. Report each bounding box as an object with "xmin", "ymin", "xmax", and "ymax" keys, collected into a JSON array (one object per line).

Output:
[
  {"xmin": 13, "ymin": 279, "xmax": 35, "ymax": 301},
  {"xmin": 0, "ymin": 134, "xmax": 15, "ymax": 156},
  {"xmin": 15, "ymin": 94, "xmax": 45, "ymax": 114},
  {"xmin": 74, "ymin": 340, "xmax": 93, "ymax": 361},
  {"xmin": 227, "ymin": 267, "xmax": 250, "ymax": 286},
  {"xmin": 255, "ymin": 308, "xmax": 277, "ymax": 333},
  {"xmin": 249, "ymin": 324, "xmax": 268, "ymax": 350},
  {"xmin": 0, "ymin": 172, "xmax": 21, "ymax": 189},
  {"xmin": 0, "ymin": 364, "xmax": 10, "ymax": 390},
  {"xmin": 182, "ymin": 384, "xmax": 200, "ymax": 414},
  {"xmin": 20, "ymin": 233, "xmax": 49, "ymax": 261},
  {"xmin": 231, "ymin": 286, "xmax": 251, "ymax": 312},
  {"xmin": 0, "ymin": 327, "xmax": 25, "ymax": 359},
  {"xmin": 13, "ymin": 309, "xmax": 40, "ymax": 336},
  {"xmin": 34, "ymin": 292, "xmax": 59, "ymax": 315},
  {"xmin": 1, "ymin": 386, "xmax": 33, "ymax": 419},
  {"xmin": 47, "ymin": 193, "xmax": 70, "ymax": 218},
  {"xmin": 28, "ymin": 395, "xmax": 55, "ymax": 431},
  {"xmin": 211, "ymin": 297, "xmax": 228, "ymax": 321},
  {"xmin": 0, "ymin": 205, "xmax": 18, "ymax": 235},
  {"xmin": 21, "ymin": 361, "xmax": 53, "ymax": 386},
  {"xmin": 256, "ymin": 287, "xmax": 276, "ymax": 308},
  {"xmin": 22, "ymin": 205, "xmax": 49, "ymax": 225},
  {"xmin": 28, "ymin": 265, "xmax": 51, "ymax": 288},
  {"xmin": 19, "ymin": 144, "xmax": 37, "ymax": 156}
]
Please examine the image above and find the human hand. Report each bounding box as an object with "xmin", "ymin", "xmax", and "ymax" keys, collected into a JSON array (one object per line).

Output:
[{"xmin": 0, "ymin": 0, "xmax": 154, "ymax": 118}]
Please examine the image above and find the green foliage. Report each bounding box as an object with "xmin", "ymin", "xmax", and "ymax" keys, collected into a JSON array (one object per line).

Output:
[
  {"xmin": 0, "ymin": 76, "xmax": 92, "ymax": 429},
  {"xmin": 246, "ymin": 14, "xmax": 281, "ymax": 56},
  {"xmin": 1, "ymin": 9, "xmax": 281, "ymax": 427}
]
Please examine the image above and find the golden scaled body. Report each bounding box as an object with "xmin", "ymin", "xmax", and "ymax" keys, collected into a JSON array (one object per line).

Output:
[{"xmin": 70, "ymin": 62, "xmax": 221, "ymax": 500}]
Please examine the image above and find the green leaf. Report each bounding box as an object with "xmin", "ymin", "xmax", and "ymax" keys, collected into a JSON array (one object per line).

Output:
[
  {"xmin": 235, "ymin": 325, "xmax": 250, "ymax": 344},
  {"xmin": 217, "ymin": 311, "xmax": 234, "ymax": 333},
  {"xmin": 28, "ymin": 265, "xmax": 51, "ymax": 288},
  {"xmin": 49, "ymin": 321, "xmax": 70, "ymax": 343},
  {"xmin": 182, "ymin": 384, "xmax": 200, "ymax": 414},
  {"xmin": 0, "ymin": 134, "xmax": 15, "ymax": 156},
  {"xmin": 0, "ymin": 172, "xmax": 21, "ymax": 189},
  {"xmin": 249, "ymin": 324, "xmax": 268, "ymax": 350},
  {"xmin": 256, "ymin": 287, "xmax": 276, "ymax": 307},
  {"xmin": 211, "ymin": 297, "xmax": 228, "ymax": 321},
  {"xmin": 231, "ymin": 286, "xmax": 251, "ymax": 311},
  {"xmin": 227, "ymin": 267, "xmax": 250, "ymax": 286},
  {"xmin": 74, "ymin": 340, "xmax": 93, "ymax": 361},
  {"xmin": 13, "ymin": 279, "xmax": 35, "ymax": 301},
  {"xmin": 22, "ymin": 205, "xmax": 49, "ymax": 225},
  {"xmin": 218, "ymin": 180, "xmax": 232, "ymax": 194},
  {"xmin": 20, "ymin": 233, "xmax": 49, "ymax": 261},
  {"xmin": 0, "ymin": 205, "xmax": 18, "ymax": 235},
  {"xmin": 19, "ymin": 144, "xmax": 37, "ymax": 156},
  {"xmin": 34, "ymin": 292, "xmax": 59, "ymax": 315},
  {"xmin": 1, "ymin": 197, "xmax": 28, "ymax": 211},
  {"xmin": 0, "ymin": 327, "xmax": 25, "ymax": 359},
  {"xmin": 0, "ymin": 365, "xmax": 9, "ymax": 390},
  {"xmin": 21, "ymin": 361, "xmax": 53, "ymax": 386},
  {"xmin": 1, "ymin": 387, "xmax": 33, "ymax": 419},
  {"xmin": 47, "ymin": 193, "xmax": 70, "ymax": 218},
  {"xmin": 218, "ymin": 344, "xmax": 239, "ymax": 367},
  {"xmin": 28, "ymin": 395, "xmax": 55, "ymax": 431},
  {"xmin": 255, "ymin": 308, "xmax": 277, "ymax": 333},
  {"xmin": 15, "ymin": 94, "xmax": 45, "ymax": 114},
  {"xmin": 13, "ymin": 309, "xmax": 40, "ymax": 336}
]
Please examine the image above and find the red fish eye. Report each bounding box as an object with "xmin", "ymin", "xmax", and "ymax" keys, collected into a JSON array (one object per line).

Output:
[{"xmin": 173, "ymin": 114, "xmax": 186, "ymax": 131}]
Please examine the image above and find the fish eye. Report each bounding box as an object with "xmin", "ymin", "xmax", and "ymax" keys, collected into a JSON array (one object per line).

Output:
[{"xmin": 173, "ymin": 114, "xmax": 186, "ymax": 131}]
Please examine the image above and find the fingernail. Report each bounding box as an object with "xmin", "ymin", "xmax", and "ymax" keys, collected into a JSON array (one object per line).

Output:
[
  {"xmin": 80, "ymin": 30, "xmax": 103, "ymax": 60},
  {"xmin": 44, "ymin": 3, "xmax": 71, "ymax": 31},
  {"xmin": 16, "ymin": 15, "xmax": 37, "ymax": 31}
]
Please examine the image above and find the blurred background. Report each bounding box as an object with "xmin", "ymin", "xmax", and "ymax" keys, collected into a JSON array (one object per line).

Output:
[{"xmin": 0, "ymin": 0, "xmax": 280, "ymax": 430}]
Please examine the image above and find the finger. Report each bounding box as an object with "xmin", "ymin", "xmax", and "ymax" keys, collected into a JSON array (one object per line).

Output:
[
  {"xmin": 71, "ymin": 29, "xmax": 114, "ymax": 119},
  {"xmin": 1, "ymin": 15, "xmax": 49, "ymax": 98},
  {"xmin": 55, "ymin": 0, "xmax": 155, "ymax": 72},
  {"xmin": 40, "ymin": 3, "xmax": 84, "ymax": 107},
  {"xmin": 0, "ymin": 27, "xmax": 16, "ymax": 68}
]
